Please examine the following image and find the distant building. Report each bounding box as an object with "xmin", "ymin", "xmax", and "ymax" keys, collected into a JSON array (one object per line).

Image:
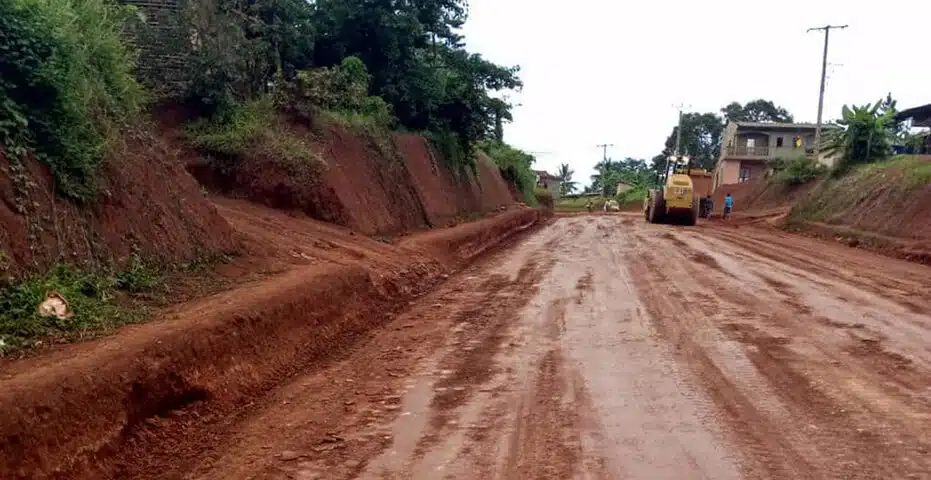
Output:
[
  {"xmin": 713, "ymin": 121, "xmax": 842, "ymax": 191},
  {"xmin": 533, "ymin": 170, "xmax": 562, "ymax": 200},
  {"xmin": 894, "ymin": 103, "xmax": 931, "ymax": 154}
]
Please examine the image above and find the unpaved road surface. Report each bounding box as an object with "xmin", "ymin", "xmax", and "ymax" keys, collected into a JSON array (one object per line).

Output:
[{"xmin": 127, "ymin": 214, "xmax": 931, "ymax": 479}]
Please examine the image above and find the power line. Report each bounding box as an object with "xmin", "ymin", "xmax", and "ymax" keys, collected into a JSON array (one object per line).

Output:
[{"xmin": 807, "ymin": 24, "xmax": 848, "ymax": 162}]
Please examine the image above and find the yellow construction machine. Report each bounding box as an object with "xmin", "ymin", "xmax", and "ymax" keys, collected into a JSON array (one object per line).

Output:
[{"xmin": 643, "ymin": 156, "xmax": 712, "ymax": 226}]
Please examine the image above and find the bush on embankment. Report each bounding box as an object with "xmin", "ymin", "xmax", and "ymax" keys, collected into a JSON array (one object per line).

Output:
[
  {"xmin": 0, "ymin": 0, "xmax": 144, "ymax": 202},
  {"xmin": 0, "ymin": 1, "xmax": 237, "ymax": 280}
]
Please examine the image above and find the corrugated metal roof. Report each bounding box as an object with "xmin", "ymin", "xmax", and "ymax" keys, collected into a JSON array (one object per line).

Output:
[{"xmin": 895, "ymin": 103, "xmax": 931, "ymax": 125}]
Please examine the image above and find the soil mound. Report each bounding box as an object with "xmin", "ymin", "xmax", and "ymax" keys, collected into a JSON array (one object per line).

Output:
[
  {"xmin": 185, "ymin": 122, "xmax": 516, "ymax": 236},
  {"xmin": 0, "ymin": 135, "xmax": 238, "ymax": 280}
]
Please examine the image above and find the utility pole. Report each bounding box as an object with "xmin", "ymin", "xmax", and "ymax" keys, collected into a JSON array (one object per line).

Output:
[
  {"xmin": 668, "ymin": 103, "xmax": 690, "ymax": 181},
  {"xmin": 808, "ymin": 24, "xmax": 848, "ymax": 162},
  {"xmin": 595, "ymin": 143, "xmax": 614, "ymax": 196},
  {"xmin": 596, "ymin": 143, "xmax": 614, "ymax": 162},
  {"xmin": 673, "ymin": 105, "xmax": 686, "ymax": 156}
]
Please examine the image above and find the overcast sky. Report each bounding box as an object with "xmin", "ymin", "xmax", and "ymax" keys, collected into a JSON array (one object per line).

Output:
[{"xmin": 461, "ymin": 0, "xmax": 931, "ymax": 187}]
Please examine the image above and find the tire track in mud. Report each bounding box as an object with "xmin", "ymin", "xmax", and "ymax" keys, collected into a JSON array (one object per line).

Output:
[
  {"xmin": 501, "ymin": 268, "xmax": 603, "ymax": 480},
  {"xmin": 703, "ymin": 227, "xmax": 931, "ymax": 315},
  {"xmin": 627, "ymin": 247, "xmax": 813, "ymax": 479},
  {"xmin": 409, "ymin": 255, "xmax": 555, "ymax": 457},
  {"xmin": 353, "ymin": 218, "xmax": 592, "ymax": 479},
  {"xmin": 639, "ymin": 225, "xmax": 931, "ymax": 478}
]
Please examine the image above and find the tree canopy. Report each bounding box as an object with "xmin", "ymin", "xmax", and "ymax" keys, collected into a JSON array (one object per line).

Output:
[
  {"xmin": 653, "ymin": 99, "xmax": 794, "ymax": 174},
  {"xmin": 721, "ymin": 99, "xmax": 794, "ymax": 124},
  {"xmin": 557, "ymin": 164, "xmax": 577, "ymax": 195},
  {"xmin": 588, "ymin": 158, "xmax": 654, "ymax": 196},
  {"xmin": 175, "ymin": 0, "xmax": 522, "ymax": 167}
]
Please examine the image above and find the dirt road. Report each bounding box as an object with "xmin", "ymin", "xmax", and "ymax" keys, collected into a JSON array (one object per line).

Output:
[{"xmin": 116, "ymin": 214, "xmax": 931, "ymax": 479}]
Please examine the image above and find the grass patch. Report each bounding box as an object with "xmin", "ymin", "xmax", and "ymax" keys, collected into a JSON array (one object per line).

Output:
[
  {"xmin": 0, "ymin": 259, "xmax": 163, "ymax": 355},
  {"xmin": 858, "ymin": 155, "xmax": 931, "ymax": 187},
  {"xmin": 319, "ymin": 109, "xmax": 401, "ymax": 163},
  {"xmin": 0, "ymin": 251, "xmax": 240, "ymax": 356},
  {"xmin": 556, "ymin": 196, "xmax": 604, "ymax": 212},
  {"xmin": 186, "ymin": 97, "xmax": 325, "ymax": 181}
]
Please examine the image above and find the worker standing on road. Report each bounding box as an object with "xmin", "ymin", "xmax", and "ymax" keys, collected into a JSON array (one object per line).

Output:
[
  {"xmin": 706, "ymin": 196, "xmax": 714, "ymax": 220},
  {"xmin": 724, "ymin": 193, "xmax": 734, "ymax": 220}
]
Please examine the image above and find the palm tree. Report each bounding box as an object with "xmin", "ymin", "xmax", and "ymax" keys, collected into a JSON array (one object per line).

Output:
[{"xmin": 557, "ymin": 163, "xmax": 577, "ymax": 195}]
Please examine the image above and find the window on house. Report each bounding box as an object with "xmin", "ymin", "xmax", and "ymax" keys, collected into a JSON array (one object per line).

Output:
[
  {"xmin": 746, "ymin": 138, "xmax": 756, "ymax": 148},
  {"xmin": 776, "ymin": 137, "xmax": 784, "ymax": 147},
  {"xmin": 739, "ymin": 166, "xmax": 752, "ymax": 182}
]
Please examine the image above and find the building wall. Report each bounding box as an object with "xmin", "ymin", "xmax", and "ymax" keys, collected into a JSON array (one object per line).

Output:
[
  {"xmin": 738, "ymin": 161, "xmax": 768, "ymax": 183},
  {"xmin": 120, "ymin": 0, "xmax": 188, "ymax": 97},
  {"xmin": 719, "ymin": 159, "xmax": 741, "ymax": 186}
]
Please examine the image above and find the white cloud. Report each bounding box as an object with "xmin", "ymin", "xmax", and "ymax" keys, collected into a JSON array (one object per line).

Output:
[{"xmin": 462, "ymin": 0, "xmax": 931, "ymax": 186}]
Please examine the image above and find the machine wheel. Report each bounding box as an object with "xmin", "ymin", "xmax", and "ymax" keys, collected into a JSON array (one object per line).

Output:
[
  {"xmin": 643, "ymin": 195, "xmax": 651, "ymax": 221},
  {"xmin": 686, "ymin": 198, "xmax": 699, "ymax": 226},
  {"xmin": 648, "ymin": 191, "xmax": 665, "ymax": 224}
]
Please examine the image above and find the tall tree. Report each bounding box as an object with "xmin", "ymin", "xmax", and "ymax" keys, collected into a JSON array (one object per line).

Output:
[
  {"xmin": 721, "ymin": 99, "xmax": 794, "ymax": 123},
  {"xmin": 557, "ymin": 164, "xmax": 577, "ymax": 195},
  {"xmin": 660, "ymin": 113, "xmax": 724, "ymax": 171},
  {"xmin": 589, "ymin": 157, "xmax": 653, "ymax": 196}
]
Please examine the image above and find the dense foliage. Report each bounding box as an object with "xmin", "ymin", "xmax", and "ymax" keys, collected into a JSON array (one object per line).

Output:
[
  {"xmin": 825, "ymin": 100, "xmax": 897, "ymax": 173},
  {"xmin": 176, "ymin": 0, "xmax": 522, "ymax": 170},
  {"xmin": 774, "ymin": 154, "xmax": 826, "ymax": 186},
  {"xmin": 721, "ymin": 99, "xmax": 794, "ymax": 123},
  {"xmin": 0, "ymin": 0, "xmax": 143, "ymax": 201},
  {"xmin": 588, "ymin": 158, "xmax": 655, "ymax": 197},
  {"xmin": 477, "ymin": 140, "xmax": 537, "ymax": 204}
]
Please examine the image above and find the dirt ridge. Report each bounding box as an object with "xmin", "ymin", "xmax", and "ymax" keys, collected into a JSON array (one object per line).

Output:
[{"xmin": 0, "ymin": 209, "xmax": 542, "ymax": 479}]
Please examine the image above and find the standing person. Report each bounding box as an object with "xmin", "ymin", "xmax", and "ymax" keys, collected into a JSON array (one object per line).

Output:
[
  {"xmin": 705, "ymin": 196, "xmax": 714, "ymax": 220},
  {"xmin": 724, "ymin": 193, "xmax": 734, "ymax": 220}
]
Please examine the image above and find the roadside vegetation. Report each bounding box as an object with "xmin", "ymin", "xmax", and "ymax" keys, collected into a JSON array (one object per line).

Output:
[
  {"xmin": 0, "ymin": 259, "xmax": 157, "ymax": 356},
  {"xmin": 170, "ymin": 0, "xmax": 523, "ymax": 176},
  {"xmin": 0, "ymin": 253, "xmax": 239, "ymax": 356},
  {"xmin": 0, "ymin": 0, "xmax": 144, "ymax": 202},
  {"xmin": 478, "ymin": 140, "xmax": 539, "ymax": 205}
]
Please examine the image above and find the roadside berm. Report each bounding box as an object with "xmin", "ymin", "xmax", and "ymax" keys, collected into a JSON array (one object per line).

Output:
[{"xmin": 0, "ymin": 205, "xmax": 542, "ymax": 479}]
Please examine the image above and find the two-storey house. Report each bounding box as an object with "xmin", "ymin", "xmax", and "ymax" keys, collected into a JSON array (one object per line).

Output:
[{"xmin": 712, "ymin": 121, "xmax": 841, "ymax": 191}]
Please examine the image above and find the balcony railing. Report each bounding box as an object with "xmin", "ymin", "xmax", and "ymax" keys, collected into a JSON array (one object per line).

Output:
[{"xmin": 725, "ymin": 145, "xmax": 813, "ymax": 160}]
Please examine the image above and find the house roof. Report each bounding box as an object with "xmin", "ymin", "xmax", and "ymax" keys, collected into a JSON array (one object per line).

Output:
[
  {"xmin": 896, "ymin": 103, "xmax": 931, "ymax": 127},
  {"xmin": 733, "ymin": 121, "xmax": 841, "ymax": 131},
  {"xmin": 533, "ymin": 170, "xmax": 559, "ymax": 181}
]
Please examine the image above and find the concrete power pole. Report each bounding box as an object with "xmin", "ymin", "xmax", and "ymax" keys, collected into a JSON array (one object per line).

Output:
[
  {"xmin": 595, "ymin": 144, "xmax": 614, "ymax": 196},
  {"xmin": 668, "ymin": 104, "xmax": 690, "ymax": 181},
  {"xmin": 807, "ymin": 24, "xmax": 847, "ymax": 162}
]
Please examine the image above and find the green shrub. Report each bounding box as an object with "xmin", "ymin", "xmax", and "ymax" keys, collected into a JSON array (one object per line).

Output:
[
  {"xmin": 277, "ymin": 57, "xmax": 394, "ymax": 127},
  {"xmin": 0, "ymin": 0, "xmax": 143, "ymax": 202},
  {"xmin": 617, "ymin": 185, "xmax": 650, "ymax": 205},
  {"xmin": 477, "ymin": 140, "xmax": 537, "ymax": 204},
  {"xmin": 825, "ymin": 101, "xmax": 896, "ymax": 174},
  {"xmin": 534, "ymin": 187, "xmax": 554, "ymax": 210},
  {"xmin": 186, "ymin": 97, "xmax": 324, "ymax": 180},
  {"xmin": 775, "ymin": 155, "xmax": 826, "ymax": 186}
]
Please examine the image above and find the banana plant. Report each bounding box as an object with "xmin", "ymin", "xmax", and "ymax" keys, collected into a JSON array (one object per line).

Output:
[{"xmin": 825, "ymin": 100, "xmax": 897, "ymax": 170}]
